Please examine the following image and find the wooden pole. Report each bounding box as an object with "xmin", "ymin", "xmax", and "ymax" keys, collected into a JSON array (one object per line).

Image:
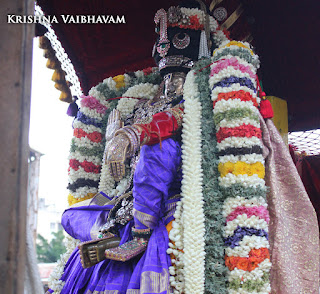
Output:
[{"xmin": 0, "ymin": 0, "xmax": 34, "ymax": 292}]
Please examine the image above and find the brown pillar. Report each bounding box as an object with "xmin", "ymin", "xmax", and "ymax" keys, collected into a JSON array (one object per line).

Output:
[{"xmin": 0, "ymin": 0, "xmax": 34, "ymax": 293}]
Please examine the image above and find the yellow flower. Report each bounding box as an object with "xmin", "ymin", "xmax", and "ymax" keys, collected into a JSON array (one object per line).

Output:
[
  {"xmin": 251, "ymin": 162, "xmax": 265, "ymax": 178},
  {"xmin": 218, "ymin": 162, "xmax": 234, "ymax": 177},
  {"xmin": 221, "ymin": 41, "xmax": 254, "ymax": 55},
  {"xmin": 113, "ymin": 74, "xmax": 125, "ymax": 89},
  {"xmin": 68, "ymin": 193, "xmax": 95, "ymax": 206},
  {"xmin": 233, "ymin": 161, "xmax": 249, "ymax": 175}
]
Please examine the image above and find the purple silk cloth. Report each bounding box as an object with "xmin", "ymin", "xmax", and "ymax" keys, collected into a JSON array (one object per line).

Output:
[{"xmin": 49, "ymin": 138, "xmax": 182, "ymax": 294}]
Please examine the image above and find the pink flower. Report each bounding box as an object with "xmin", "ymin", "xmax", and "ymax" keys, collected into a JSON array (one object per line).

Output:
[
  {"xmin": 80, "ymin": 95, "xmax": 108, "ymax": 114},
  {"xmin": 226, "ymin": 206, "xmax": 270, "ymax": 223},
  {"xmin": 210, "ymin": 57, "xmax": 256, "ymax": 79}
]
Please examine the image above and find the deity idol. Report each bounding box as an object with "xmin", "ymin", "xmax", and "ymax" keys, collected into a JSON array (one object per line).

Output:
[{"xmin": 48, "ymin": 0, "xmax": 319, "ymax": 293}]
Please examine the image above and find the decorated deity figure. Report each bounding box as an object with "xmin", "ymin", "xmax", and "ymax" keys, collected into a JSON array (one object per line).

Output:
[{"xmin": 48, "ymin": 1, "xmax": 319, "ymax": 294}]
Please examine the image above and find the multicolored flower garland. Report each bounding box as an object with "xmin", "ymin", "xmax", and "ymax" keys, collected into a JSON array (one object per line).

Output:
[
  {"xmin": 67, "ymin": 68, "xmax": 161, "ymax": 206},
  {"xmin": 49, "ymin": 69, "xmax": 161, "ymax": 294},
  {"xmin": 210, "ymin": 41, "xmax": 271, "ymax": 294},
  {"xmin": 61, "ymin": 38, "xmax": 271, "ymax": 294}
]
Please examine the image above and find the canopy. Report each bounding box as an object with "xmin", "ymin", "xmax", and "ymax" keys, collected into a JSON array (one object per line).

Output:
[{"xmin": 37, "ymin": 0, "xmax": 320, "ymax": 132}]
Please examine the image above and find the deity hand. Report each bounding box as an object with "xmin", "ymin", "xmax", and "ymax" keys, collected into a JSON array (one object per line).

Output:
[
  {"xmin": 104, "ymin": 227, "xmax": 151, "ymax": 262},
  {"xmin": 104, "ymin": 238, "xmax": 148, "ymax": 262},
  {"xmin": 105, "ymin": 109, "xmax": 123, "ymax": 141},
  {"xmin": 78, "ymin": 233, "xmax": 121, "ymax": 268},
  {"xmin": 106, "ymin": 133, "xmax": 130, "ymax": 182}
]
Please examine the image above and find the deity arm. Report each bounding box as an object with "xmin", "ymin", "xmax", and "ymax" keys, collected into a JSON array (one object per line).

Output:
[
  {"xmin": 107, "ymin": 104, "xmax": 184, "ymax": 181},
  {"xmin": 104, "ymin": 138, "xmax": 182, "ymax": 262},
  {"xmin": 131, "ymin": 104, "xmax": 184, "ymax": 146}
]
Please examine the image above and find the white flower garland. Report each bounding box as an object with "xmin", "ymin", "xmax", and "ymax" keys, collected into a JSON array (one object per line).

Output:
[
  {"xmin": 117, "ymin": 83, "xmax": 158, "ymax": 118},
  {"xmin": 167, "ymin": 201, "xmax": 185, "ymax": 294},
  {"xmin": 48, "ymin": 234, "xmax": 80, "ymax": 294},
  {"xmin": 179, "ymin": 70, "xmax": 206, "ymax": 294}
]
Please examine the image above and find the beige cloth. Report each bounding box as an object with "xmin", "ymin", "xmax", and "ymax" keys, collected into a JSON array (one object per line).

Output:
[{"xmin": 260, "ymin": 115, "xmax": 320, "ymax": 294}]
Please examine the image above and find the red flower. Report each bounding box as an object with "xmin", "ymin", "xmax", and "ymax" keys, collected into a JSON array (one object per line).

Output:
[
  {"xmin": 88, "ymin": 132, "xmax": 102, "ymax": 143},
  {"xmin": 213, "ymin": 90, "xmax": 259, "ymax": 109},
  {"xmin": 69, "ymin": 159, "xmax": 101, "ymax": 174},
  {"xmin": 73, "ymin": 128, "xmax": 102, "ymax": 143},
  {"xmin": 143, "ymin": 67, "xmax": 153, "ymax": 76},
  {"xmin": 216, "ymin": 125, "xmax": 262, "ymax": 143},
  {"xmin": 225, "ymin": 248, "xmax": 270, "ymax": 272}
]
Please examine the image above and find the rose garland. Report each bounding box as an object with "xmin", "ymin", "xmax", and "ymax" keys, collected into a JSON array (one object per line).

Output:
[{"xmin": 210, "ymin": 41, "xmax": 271, "ymax": 293}]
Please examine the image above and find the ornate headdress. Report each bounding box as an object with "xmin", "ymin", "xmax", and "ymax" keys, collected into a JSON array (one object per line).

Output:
[{"xmin": 153, "ymin": 0, "xmax": 229, "ymax": 75}]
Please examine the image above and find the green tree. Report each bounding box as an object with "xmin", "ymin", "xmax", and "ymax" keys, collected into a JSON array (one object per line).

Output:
[{"xmin": 37, "ymin": 230, "xmax": 66, "ymax": 263}]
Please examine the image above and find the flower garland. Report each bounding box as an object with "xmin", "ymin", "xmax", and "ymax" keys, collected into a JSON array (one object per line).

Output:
[
  {"xmin": 193, "ymin": 58, "xmax": 229, "ymax": 293},
  {"xmin": 67, "ymin": 68, "xmax": 161, "ymax": 206},
  {"xmin": 67, "ymin": 95, "xmax": 110, "ymax": 206},
  {"xmin": 50, "ymin": 69, "xmax": 162, "ymax": 293},
  {"xmin": 47, "ymin": 234, "xmax": 81, "ymax": 293},
  {"xmin": 210, "ymin": 41, "xmax": 271, "ymax": 293},
  {"xmin": 177, "ymin": 69, "xmax": 206, "ymax": 294}
]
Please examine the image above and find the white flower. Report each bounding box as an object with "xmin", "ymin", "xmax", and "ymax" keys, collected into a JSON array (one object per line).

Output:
[
  {"xmin": 219, "ymin": 154, "xmax": 265, "ymax": 165},
  {"xmin": 209, "ymin": 68, "xmax": 257, "ymax": 89},
  {"xmin": 223, "ymin": 196, "xmax": 268, "ymax": 217},
  {"xmin": 117, "ymin": 83, "xmax": 159, "ymax": 118},
  {"xmin": 213, "ymin": 30, "xmax": 229, "ymax": 47},
  {"xmin": 225, "ymin": 236, "xmax": 270, "ymax": 257},
  {"xmin": 88, "ymin": 87, "xmax": 108, "ymax": 103},
  {"xmin": 80, "ymin": 106, "xmax": 107, "ymax": 120},
  {"xmin": 70, "ymin": 186, "xmax": 98, "ymax": 199},
  {"xmin": 48, "ymin": 235, "xmax": 81, "ymax": 293},
  {"xmin": 180, "ymin": 70, "xmax": 206, "ymax": 294},
  {"xmin": 216, "ymin": 118, "xmax": 260, "ymax": 131},
  {"xmin": 217, "ymin": 136, "xmax": 263, "ymax": 151},
  {"xmin": 213, "ymin": 99, "xmax": 257, "ymax": 114},
  {"xmin": 219, "ymin": 174, "xmax": 265, "ymax": 188},
  {"xmin": 224, "ymin": 214, "xmax": 268, "ymax": 237},
  {"xmin": 211, "ymin": 85, "xmax": 258, "ymax": 103},
  {"xmin": 72, "ymin": 120, "xmax": 102, "ymax": 134},
  {"xmin": 102, "ymin": 76, "xmax": 117, "ymax": 91}
]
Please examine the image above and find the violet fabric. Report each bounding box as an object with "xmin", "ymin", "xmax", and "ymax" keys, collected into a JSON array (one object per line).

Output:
[{"xmin": 49, "ymin": 138, "xmax": 182, "ymax": 294}]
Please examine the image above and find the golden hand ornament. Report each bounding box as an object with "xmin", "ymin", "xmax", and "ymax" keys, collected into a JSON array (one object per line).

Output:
[{"xmin": 106, "ymin": 133, "xmax": 130, "ymax": 182}]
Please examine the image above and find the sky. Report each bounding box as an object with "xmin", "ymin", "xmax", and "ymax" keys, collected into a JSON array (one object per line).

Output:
[{"xmin": 29, "ymin": 38, "xmax": 74, "ymax": 213}]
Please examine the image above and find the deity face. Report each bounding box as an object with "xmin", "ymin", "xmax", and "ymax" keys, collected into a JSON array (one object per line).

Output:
[{"xmin": 164, "ymin": 72, "xmax": 186, "ymax": 98}]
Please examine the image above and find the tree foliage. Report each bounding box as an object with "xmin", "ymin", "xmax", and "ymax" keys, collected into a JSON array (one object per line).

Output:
[{"xmin": 36, "ymin": 230, "xmax": 66, "ymax": 263}]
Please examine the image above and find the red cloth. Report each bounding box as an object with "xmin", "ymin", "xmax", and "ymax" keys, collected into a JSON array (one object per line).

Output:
[
  {"xmin": 135, "ymin": 108, "xmax": 183, "ymax": 146},
  {"xmin": 299, "ymin": 155, "xmax": 320, "ymax": 230}
]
